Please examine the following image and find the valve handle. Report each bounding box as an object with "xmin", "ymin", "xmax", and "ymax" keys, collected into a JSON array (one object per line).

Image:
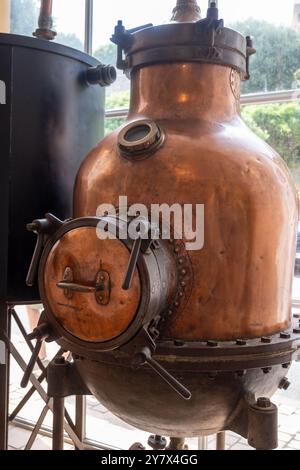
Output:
[
  {"xmin": 132, "ymin": 347, "xmax": 192, "ymax": 401},
  {"xmin": 122, "ymin": 237, "xmax": 142, "ymax": 290},
  {"xmin": 21, "ymin": 339, "xmax": 43, "ymax": 388},
  {"xmin": 26, "ymin": 214, "xmax": 64, "ymax": 287},
  {"xmin": 57, "ymin": 282, "xmax": 97, "ymax": 293},
  {"xmin": 26, "ymin": 230, "xmax": 44, "ymax": 287},
  {"xmin": 21, "ymin": 323, "xmax": 51, "ymax": 388}
]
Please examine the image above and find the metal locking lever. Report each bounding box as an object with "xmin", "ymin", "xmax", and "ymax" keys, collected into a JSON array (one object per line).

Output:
[
  {"xmin": 132, "ymin": 346, "xmax": 192, "ymax": 401},
  {"xmin": 122, "ymin": 237, "xmax": 142, "ymax": 290},
  {"xmin": 122, "ymin": 218, "xmax": 160, "ymax": 291},
  {"xmin": 26, "ymin": 213, "xmax": 63, "ymax": 287}
]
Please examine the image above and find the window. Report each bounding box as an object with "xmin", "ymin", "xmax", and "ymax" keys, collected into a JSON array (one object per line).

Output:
[{"xmin": 10, "ymin": 0, "xmax": 85, "ymax": 51}]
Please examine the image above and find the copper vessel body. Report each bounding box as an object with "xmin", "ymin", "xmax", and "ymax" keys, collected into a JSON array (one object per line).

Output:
[{"xmin": 75, "ymin": 62, "xmax": 298, "ymax": 342}]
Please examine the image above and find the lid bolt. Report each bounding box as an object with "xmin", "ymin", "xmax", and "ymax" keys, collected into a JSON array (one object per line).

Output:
[{"xmin": 207, "ymin": 1, "xmax": 219, "ymax": 20}]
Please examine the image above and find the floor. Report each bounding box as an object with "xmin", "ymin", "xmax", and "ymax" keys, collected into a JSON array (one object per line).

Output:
[{"xmin": 7, "ymin": 301, "xmax": 300, "ymax": 451}]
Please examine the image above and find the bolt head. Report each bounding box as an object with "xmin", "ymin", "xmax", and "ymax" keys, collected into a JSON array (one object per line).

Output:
[
  {"xmin": 174, "ymin": 340, "xmax": 185, "ymax": 347},
  {"xmin": 280, "ymin": 332, "xmax": 291, "ymax": 339},
  {"xmin": 236, "ymin": 339, "xmax": 247, "ymax": 346},
  {"xmin": 207, "ymin": 340, "xmax": 218, "ymax": 347},
  {"xmin": 257, "ymin": 397, "xmax": 271, "ymax": 408},
  {"xmin": 293, "ymin": 328, "xmax": 300, "ymax": 334},
  {"xmin": 55, "ymin": 357, "xmax": 66, "ymax": 365},
  {"xmin": 279, "ymin": 378, "xmax": 291, "ymax": 390},
  {"xmin": 261, "ymin": 337, "xmax": 272, "ymax": 344}
]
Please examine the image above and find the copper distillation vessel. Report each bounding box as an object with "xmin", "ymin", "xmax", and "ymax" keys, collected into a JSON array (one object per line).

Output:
[{"xmin": 26, "ymin": 0, "xmax": 300, "ymax": 450}]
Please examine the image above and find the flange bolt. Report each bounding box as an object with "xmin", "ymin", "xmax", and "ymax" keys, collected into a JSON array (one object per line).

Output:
[
  {"xmin": 257, "ymin": 397, "xmax": 271, "ymax": 408},
  {"xmin": 279, "ymin": 378, "xmax": 291, "ymax": 390}
]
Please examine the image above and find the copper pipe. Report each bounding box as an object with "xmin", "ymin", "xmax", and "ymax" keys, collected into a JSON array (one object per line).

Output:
[{"xmin": 33, "ymin": 0, "xmax": 56, "ymax": 40}]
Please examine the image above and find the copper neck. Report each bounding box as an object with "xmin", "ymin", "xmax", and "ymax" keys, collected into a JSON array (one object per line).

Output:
[{"xmin": 128, "ymin": 63, "xmax": 240, "ymax": 122}]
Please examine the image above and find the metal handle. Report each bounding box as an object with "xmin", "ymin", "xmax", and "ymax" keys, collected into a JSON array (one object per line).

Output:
[
  {"xmin": 57, "ymin": 282, "xmax": 100, "ymax": 293},
  {"xmin": 21, "ymin": 322, "xmax": 51, "ymax": 388},
  {"xmin": 132, "ymin": 347, "xmax": 192, "ymax": 401},
  {"xmin": 26, "ymin": 232, "xmax": 44, "ymax": 287},
  {"xmin": 26, "ymin": 214, "xmax": 64, "ymax": 287},
  {"xmin": 21, "ymin": 340, "xmax": 43, "ymax": 388},
  {"xmin": 122, "ymin": 237, "xmax": 142, "ymax": 290}
]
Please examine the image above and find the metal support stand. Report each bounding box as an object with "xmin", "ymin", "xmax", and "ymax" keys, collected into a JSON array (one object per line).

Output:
[
  {"xmin": 47, "ymin": 357, "xmax": 92, "ymax": 450},
  {"xmin": 52, "ymin": 397, "xmax": 65, "ymax": 450},
  {"xmin": 198, "ymin": 436, "xmax": 208, "ymax": 450},
  {"xmin": 216, "ymin": 432, "xmax": 226, "ymax": 450},
  {"xmin": 75, "ymin": 396, "xmax": 86, "ymax": 449},
  {"xmin": 5, "ymin": 308, "xmax": 91, "ymax": 450}
]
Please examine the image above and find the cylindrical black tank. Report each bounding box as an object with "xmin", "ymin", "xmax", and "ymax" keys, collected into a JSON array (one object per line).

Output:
[{"xmin": 0, "ymin": 33, "xmax": 105, "ymax": 303}]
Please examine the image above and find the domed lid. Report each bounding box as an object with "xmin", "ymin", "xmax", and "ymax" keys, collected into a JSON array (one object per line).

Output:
[
  {"xmin": 41, "ymin": 225, "xmax": 141, "ymax": 343},
  {"xmin": 111, "ymin": 0, "xmax": 255, "ymax": 80}
]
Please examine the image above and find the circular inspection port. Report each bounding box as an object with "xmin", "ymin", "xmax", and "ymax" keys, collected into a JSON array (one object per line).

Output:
[{"xmin": 118, "ymin": 119, "xmax": 164, "ymax": 160}]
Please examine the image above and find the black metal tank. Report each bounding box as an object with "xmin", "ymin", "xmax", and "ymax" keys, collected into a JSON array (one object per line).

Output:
[{"xmin": 0, "ymin": 33, "xmax": 111, "ymax": 303}]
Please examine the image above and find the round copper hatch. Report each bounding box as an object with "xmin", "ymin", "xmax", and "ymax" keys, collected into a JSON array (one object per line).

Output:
[{"xmin": 42, "ymin": 226, "xmax": 141, "ymax": 342}]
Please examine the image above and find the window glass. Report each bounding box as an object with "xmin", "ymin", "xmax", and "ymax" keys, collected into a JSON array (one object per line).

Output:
[
  {"xmin": 242, "ymin": 101, "xmax": 300, "ymax": 189},
  {"xmin": 10, "ymin": 0, "xmax": 39, "ymax": 36},
  {"xmin": 52, "ymin": 0, "xmax": 85, "ymax": 50}
]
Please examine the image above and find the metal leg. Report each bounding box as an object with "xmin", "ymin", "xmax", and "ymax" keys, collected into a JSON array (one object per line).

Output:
[
  {"xmin": 0, "ymin": 302, "xmax": 10, "ymax": 450},
  {"xmin": 7, "ymin": 338, "xmax": 84, "ymax": 449},
  {"xmin": 53, "ymin": 397, "xmax": 65, "ymax": 450},
  {"xmin": 216, "ymin": 432, "xmax": 226, "ymax": 450},
  {"xmin": 75, "ymin": 396, "xmax": 86, "ymax": 449},
  {"xmin": 9, "ymin": 347, "xmax": 64, "ymax": 422},
  {"xmin": 198, "ymin": 436, "xmax": 208, "ymax": 450}
]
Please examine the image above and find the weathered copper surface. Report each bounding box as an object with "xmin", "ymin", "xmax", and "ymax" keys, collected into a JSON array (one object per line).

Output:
[
  {"xmin": 43, "ymin": 227, "xmax": 141, "ymax": 342},
  {"xmin": 75, "ymin": 62, "xmax": 298, "ymax": 341}
]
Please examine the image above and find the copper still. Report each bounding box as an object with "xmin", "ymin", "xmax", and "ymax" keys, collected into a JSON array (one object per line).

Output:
[{"xmin": 27, "ymin": 0, "xmax": 300, "ymax": 449}]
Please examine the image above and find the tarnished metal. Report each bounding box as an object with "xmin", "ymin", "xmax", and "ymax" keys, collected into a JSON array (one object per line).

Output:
[
  {"xmin": 216, "ymin": 432, "xmax": 226, "ymax": 451},
  {"xmin": 248, "ymin": 398, "xmax": 278, "ymax": 450}
]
